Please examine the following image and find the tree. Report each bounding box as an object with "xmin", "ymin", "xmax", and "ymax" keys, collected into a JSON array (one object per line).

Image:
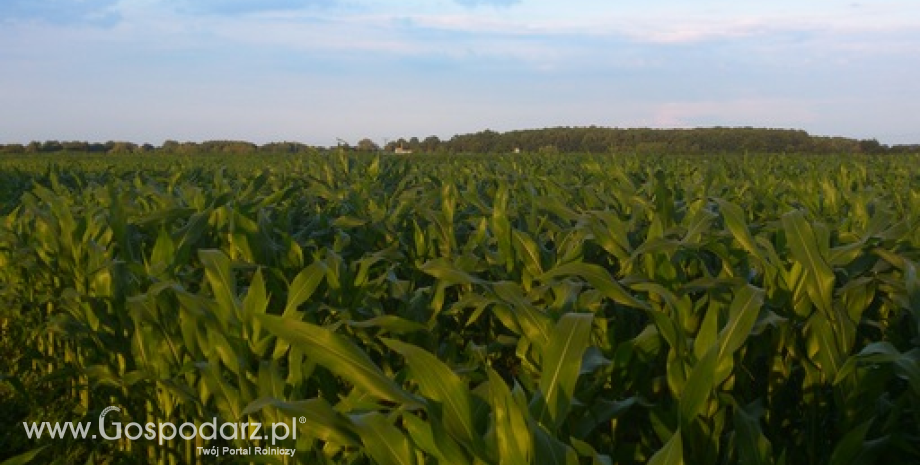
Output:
[
  {"xmin": 162, "ymin": 140, "xmax": 180, "ymax": 152},
  {"xmin": 858, "ymin": 138, "xmax": 883, "ymax": 154},
  {"xmin": 41, "ymin": 140, "xmax": 63, "ymax": 152},
  {"xmin": 357, "ymin": 138, "xmax": 380, "ymax": 152},
  {"xmin": 0, "ymin": 144, "xmax": 25, "ymax": 154},
  {"xmin": 62, "ymin": 141, "xmax": 89, "ymax": 152},
  {"xmin": 421, "ymin": 136, "xmax": 441, "ymax": 153}
]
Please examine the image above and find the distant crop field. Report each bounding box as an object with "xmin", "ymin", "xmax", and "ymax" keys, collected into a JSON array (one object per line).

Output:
[{"xmin": 1, "ymin": 151, "xmax": 918, "ymax": 464}]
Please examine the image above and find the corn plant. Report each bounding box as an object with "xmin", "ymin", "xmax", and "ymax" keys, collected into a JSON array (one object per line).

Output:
[{"xmin": 1, "ymin": 152, "xmax": 918, "ymax": 464}]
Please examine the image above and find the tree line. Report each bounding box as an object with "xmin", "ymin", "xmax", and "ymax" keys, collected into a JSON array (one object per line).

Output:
[
  {"xmin": 0, "ymin": 140, "xmax": 317, "ymax": 155},
  {"xmin": 382, "ymin": 127, "xmax": 909, "ymax": 154},
  {"xmin": 1, "ymin": 127, "xmax": 915, "ymax": 156}
]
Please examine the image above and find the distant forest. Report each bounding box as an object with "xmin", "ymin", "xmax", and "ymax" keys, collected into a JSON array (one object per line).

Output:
[{"xmin": 2, "ymin": 127, "xmax": 917, "ymax": 155}]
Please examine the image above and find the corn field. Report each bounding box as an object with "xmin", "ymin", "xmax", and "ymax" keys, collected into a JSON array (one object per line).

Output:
[{"xmin": 1, "ymin": 151, "xmax": 919, "ymax": 464}]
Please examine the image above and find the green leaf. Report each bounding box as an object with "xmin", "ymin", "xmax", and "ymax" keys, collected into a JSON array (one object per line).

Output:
[
  {"xmin": 486, "ymin": 368, "xmax": 532, "ymax": 465},
  {"xmin": 352, "ymin": 412, "xmax": 417, "ymax": 465},
  {"xmin": 243, "ymin": 268, "xmax": 268, "ymax": 318},
  {"xmin": 149, "ymin": 226, "xmax": 175, "ymax": 270},
  {"xmin": 0, "ymin": 446, "xmax": 48, "ymax": 465},
  {"xmin": 540, "ymin": 262, "xmax": 649, "ymax": 310},
  {"xmin": 382, "ymin": 339, "xmax": 478, "ymax": 448},
  {"xmin": 681, "ymin": 285, "xmax": 763, "ymax": 423},
  {"xmin": 492, "ymin": 182, "xmax": 514, "ymax": 271},
  {"xmin": 332, "ymin": 215, "xmax": 368, "ymax": 228},
  {"xmin": 828, "ymin": 420, "xmax": 873, "ymax": 465},
  {"xmin": 679, "ymin": 345, "xmax": 717, "ymax": 423},
  {"xmin": 715, "ymin": 285, "xmax": 764, "ymax": 381},
  {"xmin": 531, "ymin": 420, "xmax": 578, "ymax": 465},
  {"xmin": 571, "ymin": 398, "xmax": 637, "ymax": 438},
  {"xmin": 734, "ymin": 401, "xmax": 774, "ymax": 465},
  {"xmin": 403, "ymin": 412, "xmax": 471, "ymax": 465},
  {"xmin": 492, "ymin": 281, "xmax": 552, "ymax": 348},
  {"xmin": 513, "ymin": 229, "xmax": 545, "ymax": 275},
  {"xmin": 346, "ymin": 315, "xmax": 427, "ymax": 334},
  {"xmin": 894, "ymin": 350, "xmax": 920, "ymax": 396},
  {"xmin": 782, "ymin": 211, "xmax": 835, "ymax": 314},
  {"xmin": 648, "ymin": 429, "xmax": 684, "ymax": 465},
  {"xmin": 199, "ymin": 249, "xmax": 240, "ymax": 318},
  {"xmin": 805, "ymin": 315, "xmax": 844, "ymax": 381},
  {"xmin": 283, "ymin": 261, "xmax": 328, "ymax": 316},
  {"xmin": 833, "ymin": 341, "xmax": 901, "ymax": 385},
  {"xmin": 694, "ymin": 298, "xmax": 720, "ymax": 361},
  {"xmin": 570, "ymin": 437, "xmax": 613, "ymax": 465},
  {"xmin": 715, "ymin": 198, "xmax": 764, "ymax": 263},
  {"xmin": 419, "ymin": 257, "xmax": 482, "ymax": 285},
  {"xmin": 258, "ymin": 314, "xmax": 420, "ymax": 407},
  {"xmin": 534, "ymin": 312, "xmax": 594, "ymax": 429},
  {"xmin": 241, "ymin": 397, "xmax": 360, "ymax": 447}
]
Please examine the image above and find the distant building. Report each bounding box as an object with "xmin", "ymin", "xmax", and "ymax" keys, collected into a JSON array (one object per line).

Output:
[{"xmin": 394, "ymin": 146, "xmax": 413, "ymax": 154}]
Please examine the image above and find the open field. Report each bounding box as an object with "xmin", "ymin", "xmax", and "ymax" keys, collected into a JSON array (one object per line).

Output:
[{"xmin": 2, "ymin": 151, "xmax": 919, "ymax": 464}]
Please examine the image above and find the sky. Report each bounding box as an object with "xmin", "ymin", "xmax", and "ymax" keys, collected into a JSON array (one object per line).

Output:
[{"xmin": 1, "ymin": 0, "xmax": 919, "ymax": 146}]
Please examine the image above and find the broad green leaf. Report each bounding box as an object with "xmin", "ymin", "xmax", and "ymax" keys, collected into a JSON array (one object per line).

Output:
[
  {"xmin": 805, "ymin": 315, "xmax": 844, "ymax": 381},
  {"xmin": 241, "ymin": 397, "xmax": 359, "ymax": 447},
  {"xmin": 346, "ymin": 316, "xmax": 426, "ymax": 334},
  {"xmin": 403, "ymin": 412, "xmax": 471, "ymax": 465},
  {"xmin": 714, "ymin": 285, "xmax": 765, "ymax": 382},
  {"xmin": 679, "ymin": 345, "xmax": 717, "ymax": 423},
  {"xmin": 833, "ymin": 341, "xmax": 902, "ymax": 385},
  {"xmin": 894, "ymin": 350, "xmax": 920, "ymax": 396},
  {"xmin": 694, "ymin": 299, "xmax": 720, "ymax": 361},
  {"xmin": 534, "ymin": 312, "xmax": 594, "ymax": 429},
  {"xmin": 570, "ymin": 437, "xmax": 613, "ymax": 465},
  {"xmin": 782, "ymin": 211, "xmax": 835, "ymax": 314},
  {"xmin": 0, "ymin": 446, "xmax": 48, "ymax": 465},
  {"xmin": 492, "ymin": 182, "xmax": 514, "ymax": 272},
  {"xmin": 492, "ymin": 281, "xmax": 552, "ymax": 348},
  {"xmin": 734, "ymin": 402, "xmax": 774, "ymax": 465},
  {"xmin": 258, "ymin": 314, "xmax": 420, "ymax": 407},
  {"xmin": 199, "ymin": 249, "xmax": 240, "ymax": 318},
  {"xmin": 382, "ymin": 339, "xmax": 478, "ymax": 447},
  {"xmin": 332, "ymin": 215, "xmax": 368, "ymax": 228},
  {"xmin": 242, "ymin": 268, "xmax": 268, "ymax": 318},
  {"xmin": 828, "ymin": 420, "xmax": 873, "ymax": 465},
  {"xmin": 571, "ymin": 398, "xmax": 637, "ymax": 438},
  {"xmin": 352, "ymin": 412, "xmax": 417, "ymax": 465},
  {"xmin": 531, "ymin": 419, "xmax": 578, "ymax": 465},
  {"xmin": 419, "ymin": 257, "xmax": 482, "ymax": 285},
  {"xmin": 680, "ymin": 205, "xmax": 717, "ymax": 245},
  {"xmin": 648, "ymin": 429, "xmax": 684, "ymax": 465},
  {"xmin": 587, "ymin": 211, "xmax": 631, "ymax": 261},
  {"xmin": 540, "ymin": 262, "xmax": 649, "ymax": 310},
  {"xmin": 716, "ymin": 198, "xmax": 764, "ymax": 263},
  {"xmin": 486, "ymin": 368, "xmax": 532, "ymax": 465},
  {"xmin": 283, "ymin": 261, "xmax": 328, "ymax": 316},
  {"xmin": 149, "ymin": 226, "xmax": 175, "ymax": 271},
  {"xmin": 513, "ymin": 228, "xmax": 545, "ymax": 276}
]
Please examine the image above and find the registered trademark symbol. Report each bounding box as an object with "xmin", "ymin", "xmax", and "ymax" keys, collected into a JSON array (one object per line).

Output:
[{"xmin": 299, "ymin": 417, "xmax": 306, "ymax": 424}]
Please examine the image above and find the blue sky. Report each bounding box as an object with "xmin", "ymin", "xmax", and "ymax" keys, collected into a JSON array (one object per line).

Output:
[{"xmin": 2, "ymin": 0, "xmax": 919, "ymax": 146}]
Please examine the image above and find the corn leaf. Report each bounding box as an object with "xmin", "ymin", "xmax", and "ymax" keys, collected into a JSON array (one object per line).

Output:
[
  {"xmin": 382, "ymin": 339, "xmax": 478, "ymax": 448},
  {"xmin": 534, "ymin": 312, "xmax": 594, "ymax": 429},
  {"xmin": 258, "ymin": 314, "xmax": 420, "ymax": 407}
]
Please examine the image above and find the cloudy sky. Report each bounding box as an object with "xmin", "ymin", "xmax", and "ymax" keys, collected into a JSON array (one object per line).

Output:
[{"xmin": 2, "ymin": 0, "xmax": 919, "ymax": 146}]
